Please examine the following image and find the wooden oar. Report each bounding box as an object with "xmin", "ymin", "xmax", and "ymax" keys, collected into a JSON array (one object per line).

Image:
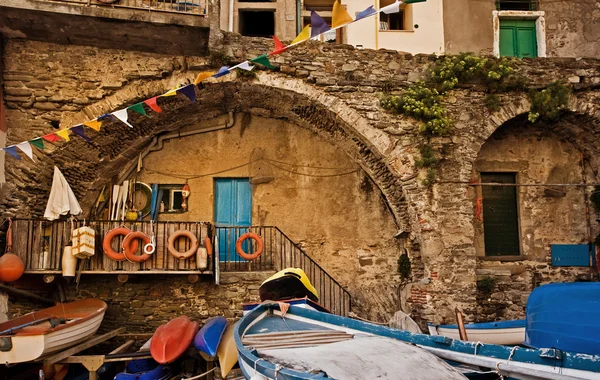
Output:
[
  {"xmin": 0, "ymin": 317, "xmax": 65, "ymax": 335},
  {"xmin": 111, "ymin": 185, "xmax": 120, "ymax": 220}
]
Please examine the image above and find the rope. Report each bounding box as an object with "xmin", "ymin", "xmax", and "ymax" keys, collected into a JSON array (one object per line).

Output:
[
  {"xmin": 181, "ymin": 367, "xmax": 216, "ymax": 380},
  {"xmin": 474, "ymin": 341, "xmax": 484, "ymax": 356},
  {"xmin": 274, "ymin": 364, "xmax": 282, "ymax": 380},
  {"xmin": 507, "ymin": 346, "xmax": 518, "ymax": 362}
]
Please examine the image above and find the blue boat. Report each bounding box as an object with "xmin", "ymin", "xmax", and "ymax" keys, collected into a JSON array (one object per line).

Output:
[
  {"xmin": 242, "ymin": 298, "xmax": 330, "ymax": 315},
  {"xmin": 235, "ymin": 303, "xmax": 600, "ymax": 380},
  {"xmin": 193, "ymin": 316, "xmax": 227, "ymax": 357},
  {"xmin": 525, "ymin": 282, "xmax": 600, "ymax": 356},
  {"xmin": 114, "ymin": 359, "xmax": 172, "ymax": 380}
]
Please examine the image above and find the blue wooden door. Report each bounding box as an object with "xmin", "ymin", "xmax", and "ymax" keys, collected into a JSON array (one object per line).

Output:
[{"xmin": 214, "ymin": 178, "xmax": 252, "ymax": 262}]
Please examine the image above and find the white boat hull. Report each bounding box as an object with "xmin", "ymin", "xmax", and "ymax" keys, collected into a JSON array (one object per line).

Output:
[
  {"xmin": 0, "ymin": 311, "xmax": 105, "ymax": 364},
  {"xmin": 429, "ymin": 325, "xmax": 525, "ymax": 345}
]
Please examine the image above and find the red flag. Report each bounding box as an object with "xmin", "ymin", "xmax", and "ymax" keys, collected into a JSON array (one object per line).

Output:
[
  {"xmin": 144, "ymin": 97, "xmax": 163, "ymax": 113},
  {"xmin": 270, "ymin": 36, "xmax": 287, "ymax": 55},
  {"xmin": 42, "ymin": 133, "xmax": 62, "ymax": 143}
]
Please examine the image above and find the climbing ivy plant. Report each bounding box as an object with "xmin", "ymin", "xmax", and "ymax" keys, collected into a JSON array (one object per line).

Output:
[{"xmin": 527, "ymin": 81, "xmax": 571, "ymax": 123}]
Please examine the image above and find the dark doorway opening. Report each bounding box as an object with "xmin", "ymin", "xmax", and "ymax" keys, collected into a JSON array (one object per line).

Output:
[{"xmin": 239, "ymin": 10, "xmax": 275, "ymax": 37}]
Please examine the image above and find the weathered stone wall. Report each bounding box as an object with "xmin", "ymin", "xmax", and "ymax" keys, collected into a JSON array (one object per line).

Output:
[
  {"xmin": 2, "ymin": 35, "xmax": 600, "ymax": 325},
  {"xmin": 8, "ymin": 272, "xmax": 270, "ymax": 331}
]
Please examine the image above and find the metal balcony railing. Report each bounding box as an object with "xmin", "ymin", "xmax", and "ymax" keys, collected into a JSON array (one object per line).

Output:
[
  {"xmin": 33, "ymin": 0, "xmax": 207, "ymax": 16},
  {"xmin": 496, "ymin": 0, "xmax": 539, "ymax": 11},
  {"xmin": 216, "ymin": 226, "xmax": 352, "ymax": 316}
]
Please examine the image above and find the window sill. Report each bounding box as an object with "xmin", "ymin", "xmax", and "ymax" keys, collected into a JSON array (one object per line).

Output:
[
  {"xmin": 379, "ymin": 30, "xmax": 414, "ymax": 33},
  {"xmin": 479, "ymin": 255, "xmax": 526, "ymax": 262}
]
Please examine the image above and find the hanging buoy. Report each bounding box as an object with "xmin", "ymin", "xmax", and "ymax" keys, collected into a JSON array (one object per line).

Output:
[
  {"xmin": 0, "ymin": 254, "xmax": 25, "ymax": 282},
  {"xmin": 181, "ymin": 182, "xmax": 191, "ymax": 211},
  {"xmin": 61, "ymin": 246, "xmax": 77, "ymax": 277},
  {"xmin": 196, "ymin": 247, "xmax": 208, "ymax": 270}
]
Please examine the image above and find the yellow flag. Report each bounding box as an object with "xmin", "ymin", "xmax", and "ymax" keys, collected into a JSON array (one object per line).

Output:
[
  {"xmin": 55, "ymin": 129, "xmax": 70, "ymax": 141},
  {"xmin": 332, "ymin": 1, "xmax": 353, "ymax": 28},
  {"xmin": 161, "ymin": 88, "xmax": 178, "ymax": 97},
  {"xmin": 194, "ymin": 71, "xmax": 215, "ymax": 85},
  {"xmin": 83, "ymin": 120, "xmax": 102, "ymax": 131},
  {"xmin": 291, "ymin": 25, "xmax": 311, "ymax": 45}
]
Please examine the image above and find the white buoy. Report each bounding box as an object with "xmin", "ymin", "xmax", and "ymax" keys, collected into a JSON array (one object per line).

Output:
[
  {"xmin": 61, "ymin": 246, "xmax": 77, "ymax": 277},
  {"xmin": 196, "ymin": 247, "xmax": 208, "ymax": 270}
]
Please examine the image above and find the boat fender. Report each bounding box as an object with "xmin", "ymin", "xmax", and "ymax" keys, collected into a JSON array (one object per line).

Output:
[
  {"xmin": 204, "ymin": 236, "xmax": 213, "ymax": 256},
  {"xmin": 236, "ymin": 233, "xmax": 264, "ymax": 261},
  {"xmin": 103, "ymin": 227, "xmax": 139, "ymax": 261},
  {"xmin": 167, "ymin": 230, "xmax": 199, "ymax": 260},
  {"xmin": 196, "ymin": 247, "xmax": 208, "ymax": 270},
  {"xmin": 122, "ymin": 231, "xmax": 152, "ymax": 263}
]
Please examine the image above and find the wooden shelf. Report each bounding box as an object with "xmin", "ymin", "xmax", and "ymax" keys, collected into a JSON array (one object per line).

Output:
[{"xmin": 24, "ymin": 270, "xmax": 213, "ymax": 275}]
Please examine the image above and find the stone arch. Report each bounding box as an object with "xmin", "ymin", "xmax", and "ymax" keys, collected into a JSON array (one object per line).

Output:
[{"xmin": 2, "ymin": 72, "xmax": 411, "ymax": 234}]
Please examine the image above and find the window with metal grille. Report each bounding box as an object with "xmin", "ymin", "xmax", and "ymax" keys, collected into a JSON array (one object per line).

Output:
[
  {"xmin": 496, "ymin": 0, "xmax": 538, "ymax": 11},
  {"xmin": 481, "ymin": 173, "xmax": 521, "ymax": 256}
]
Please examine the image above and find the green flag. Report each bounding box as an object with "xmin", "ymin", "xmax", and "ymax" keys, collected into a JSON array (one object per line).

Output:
[
  {"xmin": 128, "ymin": 103, "xmax": 148, "ymax": 117},
  {"xmin": 250, "ymin": 54, "xmax": 275, "ymax": 69},
  {"xmin": 29, "ymin": 138, "xmax": 44, "ymax": 150}
]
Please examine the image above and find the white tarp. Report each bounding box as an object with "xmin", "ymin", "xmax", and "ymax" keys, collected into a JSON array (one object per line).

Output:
[{"xmin": 44, "ymin": 166, "xmax": 82, "ymax": 220}]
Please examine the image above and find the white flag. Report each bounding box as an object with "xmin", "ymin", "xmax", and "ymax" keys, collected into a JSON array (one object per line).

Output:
[
  {"xmin": 16, "ymin": 142, "xmax": 34, "ymax": 161},
  {"xmin": 112, "ymin": 109, "xmax": 134, "ymax": 128},
  {"xmin": 381, "ymin": 0, "xmax": 402, "ymax": 14},
  {"xmin": 237, "ymin": 61, "xmax": 255, "ymax": 71}
]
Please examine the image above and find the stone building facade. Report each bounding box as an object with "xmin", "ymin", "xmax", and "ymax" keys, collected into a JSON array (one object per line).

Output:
[{"xmin": 1, "ymin": 1, "xmax": 599, "ymax": 330}]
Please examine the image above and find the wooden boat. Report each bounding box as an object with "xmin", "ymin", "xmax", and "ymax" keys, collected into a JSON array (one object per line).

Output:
[
  {"xmin": 428, "ymin": 319, "xmax": 525, "ymax": 345},
  {"xmin": 259, "ymin": 268, "xmax": 319, "ymax": 302},
  {"xmin": 236, "ymin": 303, "xmax": 600, "ymax": 380},
  {"xmin": 0, "ymin": 299, "xmax": 107, "ymax": 364},
  {"xmin": 242, "ymin": 297, "xmax": 329, "ymax": 315},
  {"xmin": 150, "ymin": 316, "xmax": 198, "ymax": 364},
  {"xmin": 193, "ymin": 316, "xmax": 227, "ymax": 357},
  {"xmin": 216, "ymin": 324, "xmax": 237, "ymax": 378},
  {"xmin": 525, "ymin": 282, "xmax": 600, "ymax": 356},
  {"xmin": 236, "ymin": 303, "xmax": 467, "ymax": 379}
]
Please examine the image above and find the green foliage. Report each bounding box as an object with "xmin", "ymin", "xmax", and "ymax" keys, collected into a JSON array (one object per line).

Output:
[
  {"xmin": 528, "ymin": 82, "xmax": 571, "ymax": 123},
  {"xmin": 209, "ymin": 50, "xmax": 233, "ymax": 68},
  {"xmin": 235, "ymin": 68, "xmax": 257, "ymax": 80},
  {"xmin": 484, "ymin": 94, "xmax": 501, "ymax": 112},
  {"xmin": 398, "ymin": 253, "xmax": 412, "ymax": 280},
  {"xmin": 477, "ymin": 276, "xmax": 497, "ymax": 295},
  {"xmin": 415, "ymin": 145, "xmax": 439, "ymax": 168},
  {"xmin": 423, "ymin": 167, "xmax": 437, "ymax": 187}
]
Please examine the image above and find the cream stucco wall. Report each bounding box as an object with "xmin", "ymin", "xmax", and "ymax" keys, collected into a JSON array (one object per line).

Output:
[
  {"xmin": 137, "ymin": 114, "xmax": 403, "ymax": 321},
  {"xmin": 345, "ymin": 0, "xmax": 444, "ymax": 54}
]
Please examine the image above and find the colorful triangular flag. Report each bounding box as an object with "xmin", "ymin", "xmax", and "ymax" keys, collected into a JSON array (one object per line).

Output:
[
  {"xmin": 55, "ymin": 129, "xmax": 70, "ymax": 142},
  {"xmin": 270, "ymin": 36, "xmax": 287, "ymax": 55},
  {"xmin": 292, "ymin": 25, "xmax": 311, "ymax": 45},
  {"xmin": 144, "ymin": 97, "xmax": 163, "ymax": 113},
  {"xmin": 310, "ymin": 10, "xmax": 331, "ymax": 38},
  {"xmin": 355, "ymin": 5, "xmax": 377, "ymax": 20},
  {"xmin": 177, "ymin": 84, "xmax": 197, "ymax": 103},
  {"xmin": 29, "ymin": 138, "xmax": 44, "ymax": 150},
  {"xmin": 71, "ymin": 125, "xmax": 92, "ymax": 143},
  {"xmin": 42, "ymin": 133, "xmax": 62, "ymax": 143},
  {"xmin": 16, "ymin": 142, "xmax": 34, "ymax": 161},
  {"xmin": 83, "ymin": 120, "xmax": 102, "ymax": 132},
  {"xmin": 3, "ymin": 146, "xmax": 20, "ymax": 160},
  {"xmin": 237, "ymin": 62, "xmax": 255, "ymax": 71},
  {"xmin": 332, "ymin": 0, "xmax": 354, "ymax": 28},
  {"xmin": 128, "ymin": 103, "xmax": 148, "ymax": 117},
  {"xmin": 212, "ymin": 66, "xmax": 231, "ymax": 78},
  {"xmin": 381, "ymin": 0, "xmax": 401, "ymax": 14},
  {"xmin": 194, "ymin": 72, "xmax": 215, "ymax": 85},
  {"xmin": 112, "ymin": 109, "xmax": 134, "ymax": 128},
  {"xmin": 161, "ymin": 87, "xmax": 178, "ymax": 97},
  {"xmin": 97, "ymin": 114, "xmax": 114, "ymax": 122},
  {"xmin": 251, "ymin": 55, "xmax": 275, "ymax": 69}
]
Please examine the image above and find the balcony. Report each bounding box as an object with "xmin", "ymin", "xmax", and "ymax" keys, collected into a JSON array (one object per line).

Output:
[
  {"xmin": 9, "ymin": 220, "xmax": 352, "ymax": 315},
  {"xmin": 0, "ymin": 0, "xmax": 210, "ymax": 56}
]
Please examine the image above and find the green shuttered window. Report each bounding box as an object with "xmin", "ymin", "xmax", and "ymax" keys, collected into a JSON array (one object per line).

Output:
[
  {"xmin": 481, "ymin": 173, "xmax": 520, "ymax": 256},
  {"xmin": 499, "ymin": 19, "xmax": 538, "ymax": 58}
]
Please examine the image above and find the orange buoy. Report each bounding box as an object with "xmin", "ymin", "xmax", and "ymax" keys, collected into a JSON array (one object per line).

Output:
[
  {"xmin": 0, "ymin": 253, "xmax": 25, "ymax": 282},
  {"xmin": 235, "ymin": 233, "xmax": 264, "ymax": 261}
]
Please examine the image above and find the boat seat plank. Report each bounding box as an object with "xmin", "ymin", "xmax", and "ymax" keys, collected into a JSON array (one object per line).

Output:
[{"xmin": 258, "ymin": 336, "xmax": 467, "ymax": 380}]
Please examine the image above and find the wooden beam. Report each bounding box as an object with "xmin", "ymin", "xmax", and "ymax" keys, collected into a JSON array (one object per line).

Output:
[
  {"xmin": 108, "ymin": 340, "xmax": 134, "ymax": 355},
  {"xmin": 43, "ymin": 327, "xmax": 125, "ymax": 365},
  {"xmin": 117, "ymin": 333, "xmax": 153, "ymax": 340},
  {"xmin": 0, "ymin": 283, "xmax": 55, "ymax": 306}
]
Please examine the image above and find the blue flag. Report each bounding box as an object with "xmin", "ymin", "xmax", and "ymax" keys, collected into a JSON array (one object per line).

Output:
[
  {"xmin": 310, "ymin": 10, "xmax": 331, "ymax": 38},
  {"xmin": 356, "ymin": 5, "xmax": 376, "ymax": 21}
]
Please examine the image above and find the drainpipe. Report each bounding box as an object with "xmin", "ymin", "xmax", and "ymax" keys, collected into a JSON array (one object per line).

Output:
[
  {"xmin": 228, "ymin": 0, "xmax": 234, "ymax": 32},
  {"xmin": 296, "ymin": 0, "xmax": 302, "ymax": 35},
  {"xmin": 117, "ymin": 112, "xmax": 235, "ymax": 185}
]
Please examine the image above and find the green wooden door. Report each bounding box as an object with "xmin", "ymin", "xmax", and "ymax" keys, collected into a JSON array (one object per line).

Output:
[
  {"xmin": 499, "ymin": 19, "xmax": 537, "ymax": 58},
  {"xmin": 481, "ymin": 173, "xmax": 520, "ymax": 256}
]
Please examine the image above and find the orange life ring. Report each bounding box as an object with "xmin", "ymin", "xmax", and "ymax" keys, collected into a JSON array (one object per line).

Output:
[
  {"xmin": 122, "ymin": 231, "xmax": 152, "ymax": 263},
  {"xmin": 204, "ymin": 236, "xmax": 213, "ymax": 257},
  {"xmin": 167, "ymin": 230, "xmax": 199, "ymax": 260},
  {"xmin": 236, "ymin": 233, "xmax": 263, "ymax": 261},
  {"xmin": 103, "ymin": 227, "xmax": 139, "ymax": 261}
]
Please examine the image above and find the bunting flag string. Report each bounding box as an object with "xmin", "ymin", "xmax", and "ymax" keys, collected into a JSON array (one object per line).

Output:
[{"xmin": 2, "ymin": 0, "xmax": 425, "ymax": 161}]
